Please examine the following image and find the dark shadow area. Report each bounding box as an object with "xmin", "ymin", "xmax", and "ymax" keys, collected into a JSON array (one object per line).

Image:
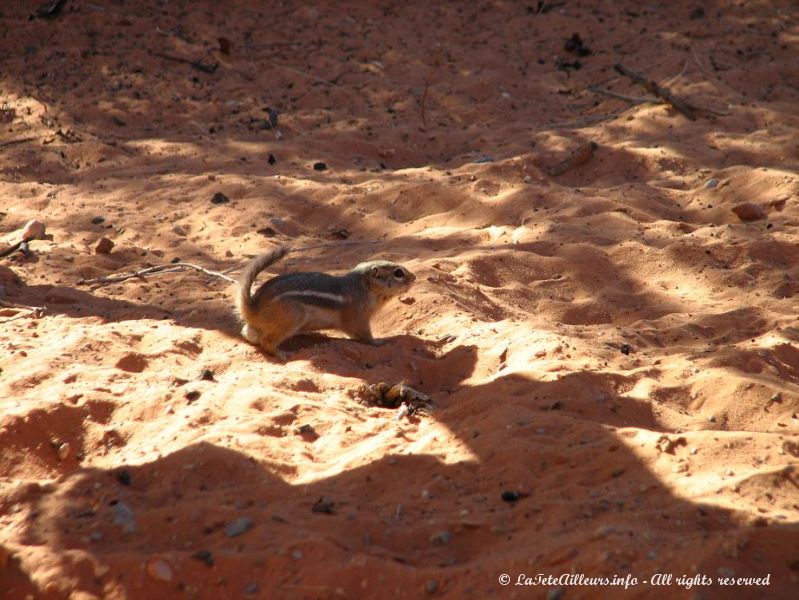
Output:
[{"xmin": 4, "ymin": 369, "xmax": 797, "ymax": 599}]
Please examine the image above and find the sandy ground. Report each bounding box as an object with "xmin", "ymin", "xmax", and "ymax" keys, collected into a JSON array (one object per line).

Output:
[{"xmin": 1, "ymin": 1, "xmax": 799, "ymax": 598}]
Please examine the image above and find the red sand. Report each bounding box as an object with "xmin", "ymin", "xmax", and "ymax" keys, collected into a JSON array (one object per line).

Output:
[{"xmin": 1, "ymin": 1, "xmax": 798, "ymax": 598}]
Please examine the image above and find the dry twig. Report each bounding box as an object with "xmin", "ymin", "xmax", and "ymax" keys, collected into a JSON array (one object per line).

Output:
[
  {"xmin": 0, "ymin": 302, "xmax": 46, "ymax": 323},
  {"xmin": 0, "ymin": 137, "xmax": 37, "ymax": 150},
  {"xmin": 78, "ymin": 262, "xmax": 236, "ymax": 286},
  {"xmin": 613, "ymin": 63, "xmax": 698, "ymax": 120},
  {"xmin": 588, "ymin": 86, "xmax": 655, "ymax": 104}
]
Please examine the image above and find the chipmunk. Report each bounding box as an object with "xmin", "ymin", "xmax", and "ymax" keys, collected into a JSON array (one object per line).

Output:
[{"xmin": 236, "ymin": 247, "xmax": 415, "ymax": 359}]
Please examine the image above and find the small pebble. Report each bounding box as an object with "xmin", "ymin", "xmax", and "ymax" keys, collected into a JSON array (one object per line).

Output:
[
  {"xmin": 429, "ymin": 531, "xmax": 451, "ymax": 545},
  {"xmin": 185, "ymin": 390, "xmax": 201, "ymax": 403},
  {"xmin": 312, "ymin": 497, "xmax": 335, "ymax": 514},
  {"xmin": 91, "ymin": 216, "xmax": 105, "ymax": 224},
  {"xmin": 113, "ymin": 502, "xmax": 137, "ymax": 533},
  {"xmin": 425, "ymin": 580, "xmax": 438, "ymax": 594},
  {"xmin": 292, "ymin": 549, "xmax": 304, "ymax": 560},
  {"xmin": 147, "ymin": 559, "xmax": 173, "ymax": 582},
  {"xmin": 313, "ymin": 161, "xmax": 327, "ymax": 171},
  {"xmin": 501, "ymin": 490, "xmax": 521, "ymax": 503},
  {"xmin": 245, "ymin": 583, "xmax": 259, "ymax": 595},
  {"xmin": 718, "ymin": 567, "xmax": 735, "ymax": 578},
  {"xmin": 708, "ymin": 415, "xmax": 717, "ymax": 423},
  {"xmin": 547, "ymin": 588, "xmax": 565, "ymax": 600},
  {"xmin": 57, "ymin": 442, "xmax": 71, "ymax": 460},
  {"xmin": 225, "ymin": 516, "xmax": 253, "ymax": 537},
  {"xmin": 116, "ymin": 470, "xmax": 132, "ymax": 486},
  {"xmin": 192, "ymin": 549, "xmax": 214, "ymax": 567},
  {"xmin": 705, "ymin": 178, "xmax": 719, "ymax": 189},
  {"xmin": 267, "ymin": 154, "xmax": 277, "ymax": 165},
  {"xmin": 211, "ymin": 192, "xmax": 230, "ymax": 205},
  {"xmin": 95, "ymin": 237, "xmax": 114, "ymax": 254}
]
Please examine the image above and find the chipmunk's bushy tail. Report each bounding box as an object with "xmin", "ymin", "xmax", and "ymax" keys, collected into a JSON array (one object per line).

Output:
[{"xmin": 236, "ymin": 246, "xmax": 289, "ymax": 321}]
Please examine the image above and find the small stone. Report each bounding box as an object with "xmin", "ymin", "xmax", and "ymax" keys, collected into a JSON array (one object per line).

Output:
[
  {"xmin": 245, "ymin": 583, "xmax": 259, "ymax": 595},
  {"xmin": 172, "ymin": 225, "xmax": 187, "ymax": 236},
  {"xmin": 185, "ymin": 390, "xmax": 201, "ymax": 403},
  {"xmin": 690, "ymin": 447, "xmax": 698, "ymax": 455},
  {"xmin": 147, "ymin": 559, "xmax": 173, "ymax": 582},
  {"xmin": 292, "ymin": 549, "xmax": 304, "ymax": 560},
  {"xmin": 620, "ymin": 343, "xmax": 631, "ymax": 355},
  {"xmin": 211, "ymin": 192, "xmax": 230, "ymax": 205},
  {"xmin": 708, "ymin": 415, "xmax": 717, "ymax": 423},
  {"xmin": 191, "ymin": 549, "xmax": 214, "ymax": 567},
  {"xmin": 116, "ymin": 470, "xmax": 132, "ymax": 486},
  {"xmin": 297, "ymin": 424, "xmax": 318, "ymax": 440},
  {"xmin": 523, "ymin": 175, "xmax": 532, "ymax": 183},
  {"xmin": 429, "ymin": 531, "xmax": 451, "ymax": 545},
  {"xmin": 113, "ymin": 502, "xmax": 137, "ymax": 533},
  {"xmin": 267, "ymin": 154, "xmax": 277, "ymax": 165},
  {"xmin": 726, "ymin": 469, "xmax": 735, "ymax": 476},
  {"xmin": 91, "ymin": 216, "xmax": 105, "ymax": 225},
  {"xmin": 312, "ymin": 497, "xmax": 335, "ymax": 514},
  {"xmin": 95, "ymin": 237, "xmax": 114, "ymax": 254},
  {"xmin": 225, "ymin": 516, "xmax": 253, "ymax": 537},
  {"xmin": 705, "ymin": 178, "xmax": 719, "ymax": 188},
  {"xmin": 547, "ymin": 588, "xmax": 565, "ymax": 600},
  {"xmin": 501, "ymin": 490, "xmax": 521, "ymax": 503},
  {"xmin": 57, "ymin": 442, "xmax": 71, "ymax": 460},
  {"xmin": 199, "ymin": 369, "xmax": 215, "ymax": 382},
  {"xmin": 425, "ymin": 580, "xmax": 438, "ymax": 594},
  {"xmin": 312, "ymin": 161, "xmax": 327, "ymax": 171}
]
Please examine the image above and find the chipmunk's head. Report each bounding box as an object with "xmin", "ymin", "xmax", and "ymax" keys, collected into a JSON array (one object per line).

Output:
[{"xmin": 357, "ymin": 260, "xmax": 415, "ymax": 299}]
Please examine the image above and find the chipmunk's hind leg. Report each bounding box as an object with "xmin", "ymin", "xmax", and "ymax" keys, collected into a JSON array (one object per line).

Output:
[{"xmin": 257, "ymin": 303, "xmax": 307, "ymax": 360}]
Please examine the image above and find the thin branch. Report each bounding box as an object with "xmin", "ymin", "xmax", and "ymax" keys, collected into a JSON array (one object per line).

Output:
[
  {"xmin": 420, "ymin": 71, "xmax": 432, "ymax": 128},
  {"xmin": 148, "ymin": 50, "xmax": 219, "ymax": 74},
  {"xmin": 0, "ymin": 302, "xmax": 46, "ymax": 323},
  {"xmin": 541, "ymin": 111, "xmax": 622, "ymax": 129},
  {"xmin": 78, "ymin": 262, "xmax": 236, "ymax": 287},
  {"xmin": 613, "ymin": 63, "xmax": 698, "ymax": 120},
  {"xmin": 588, "ymin": 86, "xmax": 655, "ymax": 104},
  {"xmin": 264, "ymin": 59, "xmax": 341, "ymax": 86},
  {"xmin": 0, "ymin": 136, "xmax": 37, "ymax": 150}
]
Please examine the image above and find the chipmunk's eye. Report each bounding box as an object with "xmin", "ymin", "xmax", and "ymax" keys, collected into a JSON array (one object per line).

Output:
[{"xmin": 394, "ymin": 268, "xmax": 404, "ymax": 278}]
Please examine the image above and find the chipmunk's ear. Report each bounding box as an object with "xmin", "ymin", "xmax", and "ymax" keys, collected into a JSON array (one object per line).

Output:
[{"xmin": 370, "ymin": 265, "xmax": 382, "ymax": 278}]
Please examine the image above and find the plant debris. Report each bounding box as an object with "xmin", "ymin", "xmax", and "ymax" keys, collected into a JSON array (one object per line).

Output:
[{"xmin": 353, "ymin": 382, "xmax": 436, "ymax": 418}]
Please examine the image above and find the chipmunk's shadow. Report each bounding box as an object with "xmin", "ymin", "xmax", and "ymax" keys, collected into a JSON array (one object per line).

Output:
[{"xmin": 281, "ymin": 333, "xmax": 478, "ymax": 392}]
